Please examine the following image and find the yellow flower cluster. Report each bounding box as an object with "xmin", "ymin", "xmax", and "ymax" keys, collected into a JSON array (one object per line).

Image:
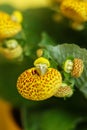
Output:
[
  {"xmin": 17, "ymin": 57, "xmax": 84, "ymax": 101},
  {"xmin": 0, "ymin": 11, "xmax": 23, "ymax": 60}
]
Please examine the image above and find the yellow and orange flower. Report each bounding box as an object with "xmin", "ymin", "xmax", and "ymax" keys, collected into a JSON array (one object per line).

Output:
[{"xmin": 17, "ymin": 57, "xmax": 62, "ymax": 101}]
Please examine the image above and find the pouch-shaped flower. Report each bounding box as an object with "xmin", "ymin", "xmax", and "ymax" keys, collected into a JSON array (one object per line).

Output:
[
  {"xmin": 0, "ymin": 11, "xmax": 22, "ymax": 39},
  {"xmin": 17, "ymin": 57, "xmax": 62, "ymax": 101},
  {"xmin": 60, "ymin": 0, "xmax": 87, "ymax": 23}
]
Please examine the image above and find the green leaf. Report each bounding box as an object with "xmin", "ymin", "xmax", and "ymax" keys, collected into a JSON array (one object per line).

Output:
[
  {"xmin": 39, "ymin": 34, "xmax": 87, "ymax": 98},
  {"xmin": 41, "ymin": 109, "xmax": 81, "ymax": 130},
  {"xmin": 0, "ymin": 4, "xmax": 15, "ymax": 13},
  {"xmin": 25, "ymin": 107, "xmax": 83, "ymax": 130}
]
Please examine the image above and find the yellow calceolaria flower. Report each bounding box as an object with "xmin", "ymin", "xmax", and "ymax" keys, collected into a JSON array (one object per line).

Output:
[
  {"xmin": 63, "ymin": 58, "xmax": 84, "ymax": 78},
  {"xmin": 54, "ymin": 83, "xmax": 73, "ymax": 98},
  {"xmin": 0, "ymin": 11, "xmax": 22, "ymax": 39},
  {"xmin": 0, "ymin": 39, "xmax": 23, "ymax": 60},
  {"xmin": 60, "ymin": 0, "xmax": 87, "ymax": 23},
  {"xmin": 17, "ymin": 57, "xmax": 62, "ymax": 101}
]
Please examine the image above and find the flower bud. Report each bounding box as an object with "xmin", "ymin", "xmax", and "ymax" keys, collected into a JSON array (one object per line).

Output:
[
  {"xmin": 54, "ymin": 83, "xmax": 73, "ymax": 98},
  {"xmin": 36, "ymin": 49, "xmax": 43, "ymax": 57},
  {"xmin": 0, "ymin": 39, "xmax": 23, "ymax": 60},
  {"xmin": 70, "ymin": 22, "xmax": 84, "ymax": 31},
  {"xmin": 71, "ymin": 58, "xmax": 84, "ymax": 78},
  {"xmin": 63, "ymin": 59, "xmax": 73, "ymax": 73}
]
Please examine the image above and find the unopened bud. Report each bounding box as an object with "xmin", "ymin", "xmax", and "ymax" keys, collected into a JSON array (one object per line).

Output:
[
  {"xmin": 63, "ymin": 59, "xmax": 73, "ymax": 73},
  {"xmin": 0, "ymin": 39, "xmax": 23, "ymax": 60},
  {"xmin": 71, "ymin": 58, "xmax": 84, "ymax": 78},
  {"xmin": 54, "ymin": 83, "xmax": 73, "ymax": 98},
  {"xmin": 36, "ymin": 49, "xmax": 43, "ymax": 57}
]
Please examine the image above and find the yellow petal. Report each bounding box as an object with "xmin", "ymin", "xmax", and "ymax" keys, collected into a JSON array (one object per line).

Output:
[
  {"xmin": 11, "ymin": 11, "xmax": 23, "ymax": 23},
  {"xmin": 34, "ymin": 57, "xmax": 50, "ymax": 67}
]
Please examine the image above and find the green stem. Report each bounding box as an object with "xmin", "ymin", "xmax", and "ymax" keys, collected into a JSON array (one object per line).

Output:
[{"xmin": 21, "ymin": 106, "xmax": 29, "ymax": 130}]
